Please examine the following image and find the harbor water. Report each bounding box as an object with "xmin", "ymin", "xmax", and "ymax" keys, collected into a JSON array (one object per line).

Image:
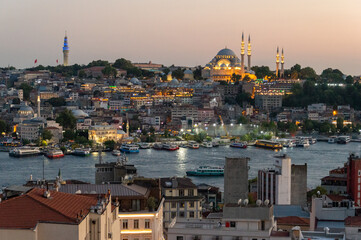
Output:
[{"xmin": 1, "ymin": 142, "xmax": 361, "ymax": 190}]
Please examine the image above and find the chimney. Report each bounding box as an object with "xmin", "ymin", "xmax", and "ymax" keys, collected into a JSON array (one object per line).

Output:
[{"xmin": 171, "ymin": 177, "xmax": 178, "ymax": 188}]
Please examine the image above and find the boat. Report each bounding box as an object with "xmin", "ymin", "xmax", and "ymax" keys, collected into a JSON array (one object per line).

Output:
[
  {"xmin": 230, "ymin": 142, "xmax": 247, "ymax": 149},
  {"xmin": 72, "ymin": 148, "xmax": 91, "ymax": 157},
  {"xmin": 283, "ymin": 140, "xmax": 296, "ymax": 148},
  {"xmin": 187, "ymin": 141, "xmax": 200, "ymax": 149},
  {"xmin": 186, "ymin": 166, "xmax": 224, "ymax": 176},
  {"xmin": 120, "ymin": 144, "xmax": 139, "ymax": 153},
  {"xmin": 138, "ymin": 142, "xmax": 151, "ymax": 149},
  {"xmin": 9, "ymin": 146, "xmax": 42, "ymax": 158},
  {"xmin": 328, "ymin": 136, "xmax": 337, "ymax": 143},
  {"xmin": 45, "ymin": 149, "xmax": 64, "ymax": 159},
  {"xmin": 212, "ymin": 141, "xmax": 220, "ymax": 147},
  {"xmin": 296, "ymin": 139, "xmax": 310, "ymax": 147},
  {"xmin": 202, "ymin": 141, "xmax": 213, "ymax": 148},
  {"xmin": 112, "ymin": 149, "xmax": 121, "ymax": 156},
  {"xmin": 255, "ymin": 140, "xmax": 283, "ymax": 150},
  {"xmin": 337, "ymin": 136, "xmax": 351, "ymax": 144},
  {"xmin": 298, "ymin": 136, "xmax": 316, "ymax": 144},
  {"xmin": 152, "ymin": 143, "xmax": 163, "ymax": 150},
  {"xmin": 162, "ymin": 143, "xmax": 179, "ymax": 151}
]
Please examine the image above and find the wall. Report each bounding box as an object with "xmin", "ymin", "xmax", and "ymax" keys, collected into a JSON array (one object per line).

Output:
[
  {"xmin": 291, "ymin": 164, "xmax": 307, "ymax": 206},
  {"xmin": 0, "ymin": 229, "xmax": 36, "ymax": 240},
  {"xmin": 224, "ymin": 157, "xmax": 249, "ymax": 204}
]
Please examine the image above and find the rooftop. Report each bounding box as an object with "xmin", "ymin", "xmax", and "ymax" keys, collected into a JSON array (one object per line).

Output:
[{"xmin": 59, "ymin": 184, "xmax": 149, "ymax": 197}]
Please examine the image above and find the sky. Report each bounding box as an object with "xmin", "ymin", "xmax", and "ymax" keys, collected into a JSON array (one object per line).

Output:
[{"xmin": 1, "ymin": 0, "xmax": 361, "ymax": 75}]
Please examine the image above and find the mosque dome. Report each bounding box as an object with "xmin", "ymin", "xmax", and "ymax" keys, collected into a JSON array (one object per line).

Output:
[
  {"xmin": 130, "ymin": 77, "xmax": 141, "ymax": 85},
  {"xmin": 216, "ymin": 48, "xmax": 237, "ymax": 57},
  {"xmin": 72, "ymin": 109, "xmax": 89, "ymax": 118},
  {"xmin": 18, "ymin": 105, "xmax": 34, "ymax": 116},
  {"xmin": 184, "ymin": 69, "xmax": 193, "ymax": 74},
  {"xmin": 171, "ymin": 78, "xmax": 179, "ymax": 84}
]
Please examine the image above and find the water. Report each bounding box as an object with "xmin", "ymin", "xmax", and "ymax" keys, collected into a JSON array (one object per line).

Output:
[{"xmin": 1, "ymin": 142, "xmax": 360, "ymax": 190}]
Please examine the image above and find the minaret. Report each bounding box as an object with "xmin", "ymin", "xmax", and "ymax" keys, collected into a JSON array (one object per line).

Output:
[
  {"xmin": 241, "ymin": 32, "xmax": 245, "ymax": 75},
  {"xmin": 281, "ymin": 48, "xmax": 285, "ymax": 78},
  {"xmin": 276, "ymin": 46, "xmax": 280, "ymax": 78},
  {"xmin": 63, "ymin": 32, "xmax": 69, "ymax": 66},
  {"xmin": 247, "ymin": 35, "xmax": 251, "ymax": 71},
  {"xmin": 37, "ymin": 94, "xmax": 41, "ymax": 118}
]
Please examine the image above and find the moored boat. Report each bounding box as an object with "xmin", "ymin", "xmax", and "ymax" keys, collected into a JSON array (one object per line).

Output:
[
  {"xmin": 212, "ymin": 141, "xmax": 220, "ymax": 147},
  {"xmin": 283, "ymin": 139, "xmax": 296, "ymax": 148},
  {"xmin": 72, "ymin": 148, "xmax": 91, "ymax": 157},
  {"xmin": 112, "ymin": 149, "xmax": 121, "ymax": 156},
  {"xmin": 186, "ymin": 166, "xmax": 224, "ymax": 176},
  {"xmin": 45, "ymin": 149, "xmax": 64, "ymax": 159},
  {"xmin": 162, "ymin": 143, "xmax": 179, "ymax": 151},
  {"xmin": 152, "ymin": 143, "xmax": 163, "ymax": 150},
  {"xmin": 296, "ymin": 139, "xmax": 310, "ymax": 147},
  {"xmin": 255, "ymin": 140, "xmax": 283, "ymax": 150},
  {"xmin": 120, "ymin": 144, "xmax": 139, "ymax": 153},
  {"xmin": 9, "ymin": 146, "xmax": 42, "ymax": 158},
  {"xmin": 230, "ymin": 142, "xmax": 247, "ymax": 149},
  {"xmin": 337, "ymin": 136, "xmax": 351, "ymax": 144},
  {"xmin": 328, "ymin": 136, "xmax": 337, "ymax": 143},
  {"xmin": 187, "ymin": 141, "xmax": 199, "ymax": 149},
  {"xmin": 138, "ymin": 142, "xmax": 151, "ymax": 149},
  {"xmin": 202, "ymin": 141, "xmax": 213, "ymax": 148}
]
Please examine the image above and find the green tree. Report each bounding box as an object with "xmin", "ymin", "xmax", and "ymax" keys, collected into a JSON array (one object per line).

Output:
[
  {"xmin": 104, "ymin": 140, "xmax": 115, "ymax": 150},
  {"xmin": 78, "ymin": 70, "xmax": 87, "ymax": 79},
  {"xmin": 102, "ymin": 65, "xmax": 117, "ymax": 78},
  {"xmin": 41, "ymin": 129, "xmax": 53, "ymax": 141},
  {"xmin": 47, "ymin": 97, "xmax": 66, "ymax": 107},
  {"xmin": 56, "ymin": 109, "xmax": 77, "ymax": 130},
  {"xmin": 0, "ymin": 120, "xmax": 9, "ymax": 134},
  {"xmin": 251, "ymin": 66, "xmax": 274, "ymax": 79},
  {"xmin": 238, "ymin": 116, "xmax": 249, "ymax": 124},
  {"xmin": 63, "ymin": 130, "xmax": 75, "ymax": 141},
  {"xmin": 172, "ymin": 68, "xmax": 184, "ymax": 80},
  {"xmin": 307, "ymin": 186, "xmax": 327, "ymax": 199},
  {"xmin": 300, "ymin": 67, "xmax": 317, "ymax": 80},
  {"xmin": 19, "ymin": 83, "xmax": 33, "ymax": 101},
  {"xmin": 337, "ymin": 117, "xmax": 344, "ymax": 130}
]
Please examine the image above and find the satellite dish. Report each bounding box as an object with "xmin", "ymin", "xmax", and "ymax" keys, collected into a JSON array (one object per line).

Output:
[
  {"xmin": 237, "ymin": 199, "xmax": 243, "ymax": 206},
  {"xmin": 264, "ymin": 199, "xmax": 270, "ymax": 206},
  {"xmin": 256, "ymin": 199, "xmax": 262, "ymax": 207},
  {"xmin": 243, "ymin": 199, "xmax": 249, "ymax": 206}
]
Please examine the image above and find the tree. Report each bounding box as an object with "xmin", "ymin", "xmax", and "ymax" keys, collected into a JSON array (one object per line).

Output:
[
  {"xmin": 41, "ymin": 129, "xmax": 53, "ymax": 141},
  {"xmin": 104, "ymin": 140, "xmax": 115, "ymax": 150},
  {"xmin": 345, "ymin": 75, "xmax": 354, "ymax": 84},
  {"xmin": 102, "ymin": 65, "xmax": 117, "ymax": 78},
  {"xmin": 56, "ymin": 109, "xmax": 77, "ymax": 130},
  {"xmin": 337, "ymin": 117, "xmax": 344, "ymax": 130},
  {"xmin": 63, "ymin": 130, "xmax": 75, "ymax": 141},
  {"xmin": 251, "ymin": 66, "xmax": 274, "ymax": 79},
  {"xmin": 238, "ymin": 116, "xmax": 249, "ymax": 124},
  {"xmin": 300, "ymin": 67, "xmax": 317, "ymax": 80},
  {"xmin": 0, "ymin": 120, "xmax": 8, "ymax": 134},
  {"xmin": 172, "ymin": 68, "xmax": 184, "ymax": 80},
  {"xmin": 47, "ymin": 97, "xmax": 66, "ymax": 107},
  {"xmin": 12, "ymin": 98, "xmax": 20, "ymax": 104},
  {"xmin": 307, "ymin": 186, "xmax": 327, "ymax": 199},
  {"xmin": 78, "ymin": 70, "xmax": 87, "ymax": 79},
  {"xmin": 19, "ymin": 83, "xmax": 33, "ymax": 101}
]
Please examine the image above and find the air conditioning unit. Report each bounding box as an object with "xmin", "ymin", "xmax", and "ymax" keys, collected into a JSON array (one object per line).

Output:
[{"xmin": 108, "ymin": 232, "xmax": 113, "ymax": 238}]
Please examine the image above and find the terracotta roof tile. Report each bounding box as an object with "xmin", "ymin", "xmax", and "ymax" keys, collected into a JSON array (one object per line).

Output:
[
  {"xmin": 277, "ymin": 216, "xmax": 310, "ymax": 226},
  {"xmin": 345, "ymin": 216, "xmax": 361, "ymax": 227},
  {"xmin": 0, "ymin": 188, "xmax": 99, "ymax": 229}
]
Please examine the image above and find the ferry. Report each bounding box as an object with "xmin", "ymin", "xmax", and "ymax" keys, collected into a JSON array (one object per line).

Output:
[
  {"xmin": 72, "ymin": 148, "xmax": 91, "ymax": 157},
  {"xmin": 162, "ymin": 143, "xmax": 179, "ymax": 151},
  {"xmin": 202, "ymin": 141, "xmax": 213, "ymax": 148},
  {"xmin": 283, "ymin": 139, "xmax": 296, "ymax": 148},
  {"xmin": 337, "ymin": 136, "xmax": 351, "ymax": 144},
  {"xmin": 187, "ymin": 141, "xmax": 200, "ymax": 149},
  {"xmin": 255, "ymin": 140, "xmax": 283, "ymax": 150},
  {"xmin": 152, "ymin": 143, "xmax": 163, "ymax": 150},
  {"xmin": 45, "ymin": 149, "xmax": 64, "ymax": 159},
  {"xmin": 9, "ymin": 147, "xmax": 42, "ymax": 158},
  {"xmin": 138, "ymin": 142, "xmax": 151, "ymax": 149},
  {"xmin": 186, "ymin": 166, "xmax": 224, "ymax": 176},
  {"xmin": 328, "ymin": 136, "xmax": 337, "ymax": 143},
  {"xmin": 112, "ymin": 149, "xmax": 121, "ymax": 156},
  {"xmin": 212, "ymin": 142, "xmax": 220, "ymax": 147},
  {"xmin": 298, "ymin": 136, "xmax": 316, "ymax": 144},
  {"xmin": 120, "ymin": 144, "xmax": 139, "ymax": 153},
  {"xmin": 230, "ymin": 142, "xmax": 247, "ymax": 149},
  {"xmin": 296, "ymin": 139, "xmax": 310, "ymax": 147}
]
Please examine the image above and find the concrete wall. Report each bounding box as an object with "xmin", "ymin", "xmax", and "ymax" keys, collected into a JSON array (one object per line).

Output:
[
  {"xmin": 223, "ymin": 205, "xmax": 274, "ymax": 221},
  {"xmin": 0, "ymin": 229, "xmax": 36, "ymax": 240},
  {"xmin": 224, "ymin": 157, "xmax": 249, "ymax": 204},
  {"xmin": 275, "ymin": 157, "xmax": 291, "ymax": 205},
  {"xmin": 291, "ymin": 164, "xmax": 307, "ymax": 206},
  {"xmin": 38, "ymin": 223, "xmax": 78, "ymax": 240}
]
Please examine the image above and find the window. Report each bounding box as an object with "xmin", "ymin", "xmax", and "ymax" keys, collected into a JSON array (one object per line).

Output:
[
  {"xmin": 190, "ymin": 211, "xmax": 194, "ymax": 218},
  {"xmin": 122, "ymin": 220, "xmax": 128, "ymax": 229},
  {"xmin": 171, "ymin": 212, "xmax": 177, "ymax": 219},
  {"xmin": 179, "ymin": 189, "xmax": 184, "ymax": 196},
  {"xmin": 189, "ymin": 202, "xmax": 194, "ymax": 208},
  {"xmin": 180, "ymin": 202, "xmax": 185, "ymax": 208},
  {"xmin": 230, "ymin": 221, "xmax": 236, "ymax": 228},
  {"xmin": 171, "ymin": 202, "xmax": 177, "ymax": 208},
  {"xmin": 179, "ymin": 211, "xmax": 185, "ymax": 218},
  {"xmin": 177, "ymin": 237, "xmax": 184, "ymax": 240},
  {"xmin": 145, "ymin": 219, "xmax": 150, "ymax": 229},
  {"xmin": 189, "ymin": 189, "xmax": 194, "ymax": 196},
  {"xmin": 261, "ymin": 220, "xmax": 265, "ymax": 230},
  {"xmin": 359, "ymin": 170, "xmax": 361, "ymax": 176},
  {"xmin": 134, "ymin": 220, "xmax": 139, "ymax": 229}
]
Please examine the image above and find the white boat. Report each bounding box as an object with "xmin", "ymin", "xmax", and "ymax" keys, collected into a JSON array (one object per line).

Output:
[
  {"xmin": 187, "ymin": 141, "xmax": 200, "ymax": 149},
  {"xmin": 112, "ymin": 150, "xmax": 121, "ymax": 156},
  {"xmin": 328, "ymin": 136, "xmax": 337, "ymax": 143},
  {"xmin": 202, "ymin": 142, "xmax": 213, "ymax": 148},
  {"xmin": 186, "ymin": 166, "xmax": 224, "ymax": 176},
  {"xmin": 283, "ymin": 140, "xmax": 296, "ymax": 148},
  {"xmin": 138, "ymin": 142, "xmax": 151, "ymax": 149},
  {"xmin": 337, "ymin": 136, "xmax": 351, "ymax": 144},
  {"xmin": 45, "ymin": 149, "xmax": 64, "ymax": 159},
  {"xmin": 73, "ymin": 148, "xmax": 91, "ymax": 157},
  {"xmin": 162, "ymin": 143, "xmax": 179, "ymax": 151},
  {"xmin": 212, "ymin": 141, "xmax": 220, "ymax": 147},
  {"xmin": 296, "ymin": 139, "xmax": 310, "ymax": 147},
  {"xmin": 230, "ymin": 142, "xmax": 247, "ymax": 149},
  {"xmin": 9, "ymin": 146, "xmax": 42, "ymax": 158}
]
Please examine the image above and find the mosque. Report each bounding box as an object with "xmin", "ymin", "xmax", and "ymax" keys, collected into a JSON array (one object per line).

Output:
[{"xmin": 202, "ymin": 33, "xmax": 257, "ymax": 82}]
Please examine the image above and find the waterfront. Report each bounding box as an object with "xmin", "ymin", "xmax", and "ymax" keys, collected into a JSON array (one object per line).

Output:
[{"xmin": 1, "ymin": 142, "xmax": 361, "ymax": 190}]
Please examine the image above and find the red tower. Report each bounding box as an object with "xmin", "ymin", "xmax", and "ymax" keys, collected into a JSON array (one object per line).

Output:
[{"xmin": 347, "ymin": 154, "xmax": 361, "ymax": 206}]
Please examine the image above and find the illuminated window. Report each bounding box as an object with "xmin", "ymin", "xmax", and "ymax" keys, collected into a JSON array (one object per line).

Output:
[
  {"xmin": 180, "ymin": 202, "xmax": 185, "ymax": 208},
  {"xmin": 122, "ymin": 220, "xmax": 128, "ymax": 229},
  {"xmin": 134, "ymin": 220, "xmax": 139, "ymax": 229},
  {"xmin": 145, "ymin": 219, "xmax": 150, "ymax": 229}
]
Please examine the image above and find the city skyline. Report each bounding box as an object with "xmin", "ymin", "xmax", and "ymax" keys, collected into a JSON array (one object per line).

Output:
[{"xmin": 1, "ymin": 0, "xmax": 361, "ymax": 75}]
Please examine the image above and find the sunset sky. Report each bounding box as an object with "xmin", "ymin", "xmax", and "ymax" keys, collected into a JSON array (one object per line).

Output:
[{"xmin": 1, "ymin": 0, "xmax": 361, "ymax": 75}]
